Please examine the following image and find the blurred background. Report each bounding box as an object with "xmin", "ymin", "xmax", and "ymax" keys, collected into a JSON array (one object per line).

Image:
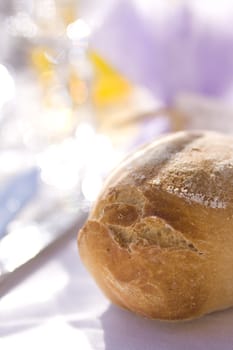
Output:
[{"xmin": 1, "ymin": 0, "xmax": 233, "ymax": 347}]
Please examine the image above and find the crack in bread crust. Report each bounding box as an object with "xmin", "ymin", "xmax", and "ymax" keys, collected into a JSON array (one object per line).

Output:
[
  {"xmin": 94, "ymin": 183, "xmax": 202, "ymax": 255},
  {"xmin": 107, "ymin": 216, "xmax": 201, "ymax": 255}
]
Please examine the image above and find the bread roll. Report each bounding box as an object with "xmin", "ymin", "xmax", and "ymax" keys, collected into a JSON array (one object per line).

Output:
[{"xmin": 78, "ymin": 131, "xmax": 233, "ymax": 320}]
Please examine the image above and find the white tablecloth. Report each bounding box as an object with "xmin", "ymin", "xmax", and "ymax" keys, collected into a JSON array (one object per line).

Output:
[{"xmin": 1, "ymin": 233, "xmax": 233, "ymax": 350}]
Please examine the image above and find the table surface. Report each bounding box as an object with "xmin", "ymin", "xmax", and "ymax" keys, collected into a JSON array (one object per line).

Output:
[{"xmin": 1, "ymin": 231, "xmax": 233, "ymax": 350}]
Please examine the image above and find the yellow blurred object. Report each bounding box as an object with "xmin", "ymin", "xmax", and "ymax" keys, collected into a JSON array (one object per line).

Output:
[
  {"xmin": 30, "ymin": 47, "xmax": 55, "ymax": 84},
  {"xmin": 59, "ymin": 5, "xmax": 77, "ymax": 25},
  {"xmin": 89, "ymin": 52, "xmax": 132, "ymax": 106},
  {"xmin": 69, "ymin": 70, "xmax": 88, "ymax": 105},
  {"xmin": 30, "ymin": 46, "xmax": 76, "ymax": 139}
]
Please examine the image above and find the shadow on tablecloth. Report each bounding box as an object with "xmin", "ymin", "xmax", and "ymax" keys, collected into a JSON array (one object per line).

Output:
[{"xmin": 98, "ymin": 304, "xmax": 233, "ymax": 350}]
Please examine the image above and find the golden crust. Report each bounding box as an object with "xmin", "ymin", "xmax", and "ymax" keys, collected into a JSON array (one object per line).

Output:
[{"xmin": 78, "ymin": 131, "xmax": 233, "ymax": 320}]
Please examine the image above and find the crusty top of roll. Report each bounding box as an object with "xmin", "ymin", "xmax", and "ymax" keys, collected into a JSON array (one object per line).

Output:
[
  {"xmin": 79, "ymin": 131, "xmax": 233, "ymax": 320},
  {"xmin": 99, "ymin": 131, "xmax": 233, "ymax": 210}
]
